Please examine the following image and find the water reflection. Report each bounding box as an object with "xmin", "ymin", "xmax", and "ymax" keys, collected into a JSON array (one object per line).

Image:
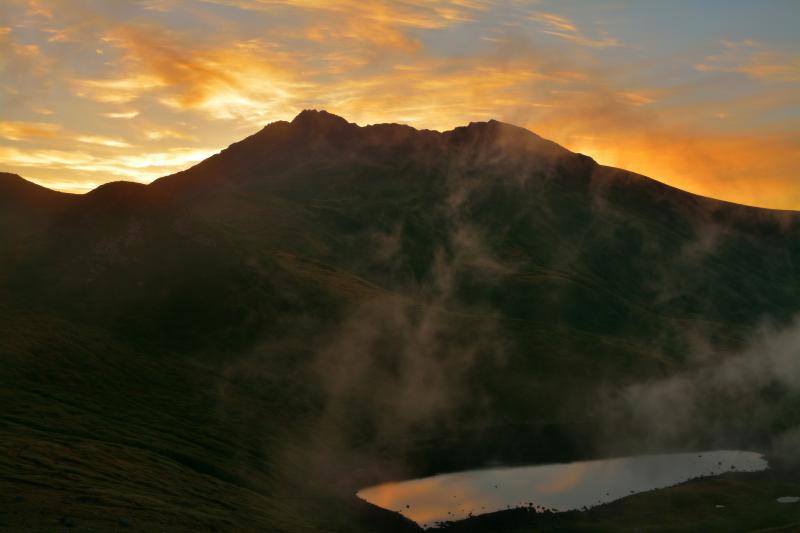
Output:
[{"xmin": 357, "ymin": 450, "xmax": 767, "ymax": 528}]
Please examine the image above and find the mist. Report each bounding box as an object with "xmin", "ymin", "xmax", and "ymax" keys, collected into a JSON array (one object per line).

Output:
[{"xmin": 594, "ymin": 315, "xmax": 800, "ymax": 465}]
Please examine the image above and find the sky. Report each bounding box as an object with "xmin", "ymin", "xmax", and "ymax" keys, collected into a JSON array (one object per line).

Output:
[{"xmin": 0, "ymin": 0, "xmax": 798, "ymax": 209}]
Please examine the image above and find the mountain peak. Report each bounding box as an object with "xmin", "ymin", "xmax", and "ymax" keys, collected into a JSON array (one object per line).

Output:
[
  {"xmin": 445, "ymin": 118, "xmax": 574, "ymax": 159},
  {"xmin": 291, "ymin": 109, "xmax": 353, "ymax": 129}
]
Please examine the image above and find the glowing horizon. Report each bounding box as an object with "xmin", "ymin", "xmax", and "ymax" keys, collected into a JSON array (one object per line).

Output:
[{"xmin": 1, "ymin": 0, "xmax": 798, "ymax": 209}]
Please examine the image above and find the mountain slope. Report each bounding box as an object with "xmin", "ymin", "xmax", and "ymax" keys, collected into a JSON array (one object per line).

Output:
[
  {"xmin": 1, "ymin": 111, "xmax": 799, "ymax": 531},
  {"xmin": 9, "ymin": 111, "xmax": 798, "ymax": 344}
]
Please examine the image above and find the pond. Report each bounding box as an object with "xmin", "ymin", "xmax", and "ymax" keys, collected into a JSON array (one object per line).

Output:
[{"xmin": 357, "ymin": 450, "xmax": 768, "ymax": 528}]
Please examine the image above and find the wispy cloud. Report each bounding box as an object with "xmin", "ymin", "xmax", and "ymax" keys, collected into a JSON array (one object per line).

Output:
[
  {"xmin": 201, "ymin": 0, "xmax": 485, "ymax": 54},
  {"xmin": 143, "ymin": 128, "xmax": 192, "ymax": 140},
  {"xmin": 76, "ymin": 135, "xmax": 132, "ymax": 148},
  {"xmin": 529, "ymin": 12, "xmax": 577, "ymax": 33},
  {"xmin": 30, "ymin": 106, "xmax": 54, "ymax": 115},
  {"xmin": 0, "ymin": 26, "xmax": 53, "ymax": 80},
  {"xmin": 696, "ymin": 39, "xmax": 800, "ymax": 83},
  {"xmin": 72, "ymin": 75, "xmax": 166, "ymax": 104},
  {"xmin": 0, "ymin": 120, "xmax": 61, "ymax": 141},
  {"xmin": 72, "ymin": 26, "xmax": 306, "ymax": 123},
  {"xmin": 24, "ymin": 0, "xmax": 53, "ymax": 19},
  {"xmin": 529, "ymin": 11, "xmax": 620, "ymax": 48},
  {"xmin": 0, "ymin": 145, "xmax": 217, "ymax": 187},
  {"xmin": 203, "ymin": 0, "xmax": 485, "ymax": 29},
  {"xmin": 104, "ymin": 110, "xmax": 140, "ymax": 119}
]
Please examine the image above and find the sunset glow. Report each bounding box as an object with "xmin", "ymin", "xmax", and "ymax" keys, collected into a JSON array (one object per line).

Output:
[
  {"xmin": 357, "ymin": 452, "xmax": 769, "ymax": 528},
  {"xmin": 1, "ymin": 0, "xmax": 798, "ymax": 208}
]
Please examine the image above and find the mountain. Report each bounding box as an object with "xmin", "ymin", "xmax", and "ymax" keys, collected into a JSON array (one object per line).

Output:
[{"xmin": 1, "ymin": 111, "xmax": 799, "ymax": 531}]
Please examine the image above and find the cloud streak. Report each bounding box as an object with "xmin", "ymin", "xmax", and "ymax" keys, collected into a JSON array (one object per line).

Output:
[
  {"xmin": 696, "ymin": 40, "xmax": 800, "ymax": 83},
  {"xmin": 0, "ymin": 120, "xmax": 61, "ymax": 140},
  {"xmin": 529, "ymin": 11, "xmax": 621, "ymax": 48},
  {"xmin": 0, "ymin": 145, "xmax": 217, "ymax": 191}
]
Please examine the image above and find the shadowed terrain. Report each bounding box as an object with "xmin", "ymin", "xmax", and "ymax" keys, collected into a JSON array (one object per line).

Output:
[{"xmin": 1, "ymin": 110, "xmax": 799, "ymax": 531}]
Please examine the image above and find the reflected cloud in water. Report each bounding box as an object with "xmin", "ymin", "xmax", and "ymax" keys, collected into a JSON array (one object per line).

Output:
[{"xmin": 357, "ymin": 450, "xmax": 768, "ymax": 528}]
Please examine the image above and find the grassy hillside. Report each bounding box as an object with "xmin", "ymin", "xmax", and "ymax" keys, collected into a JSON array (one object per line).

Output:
[{"xmin": 1, "ymin": 111, "xmax": 799, "ymax": 531}]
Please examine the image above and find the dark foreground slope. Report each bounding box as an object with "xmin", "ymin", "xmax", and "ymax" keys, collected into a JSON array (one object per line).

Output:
[{"xmin": 1, "ymin": 111, "xmax": 799, "ymax": 531}]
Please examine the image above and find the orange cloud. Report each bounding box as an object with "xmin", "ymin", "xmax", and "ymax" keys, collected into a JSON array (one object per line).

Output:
[
  {"xmin": 76, "ymin": 135, "xmax": 132, "ymax": 148},
  {"xmin": 30, "ymin": 106, "xmax": 54, "ymax": 115},
  {"xmin": 206, "ymin": 0, "xmax": 483, "ymax": 29},
  {"xmin": 104, "ymin": 110, "xmax": 140, "ymax": 119},
  {"xmin": 72, "ymin": 75, "xmax": 166, "ymax": 103},
  {"xmin": 0, "ymin": 145, "xmax": 217, "ymax": 189},
  {"xmin": 203, "ymin": 0, "xmax": 485, "ymax": 54},
  {"xmin": 0, "ymin": 147, "xmax": 94, "ymax": 167},
  {"xmin": 72, "ymin": 26, "xmax": 306, "ymax": 123},
  {"xmin": 144, "ymin": 128, "xmax": 192, "ymax": 141},
  {"xmin": 24, "ymin": 0, "xmax": 54, "ymax": 19},
  {"xmin": 0, "ymin": 121, "xmax": 61, "ymax": 141}
]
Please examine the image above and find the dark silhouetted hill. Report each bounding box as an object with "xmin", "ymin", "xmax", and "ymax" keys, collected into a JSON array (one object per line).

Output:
[{"xmin": 1, "ymin": 111, "xmax": 799, "ymax": 531}]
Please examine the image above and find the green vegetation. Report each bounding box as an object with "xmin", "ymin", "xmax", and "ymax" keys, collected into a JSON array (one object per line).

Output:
[{"xmin": 1, "ymin": 111, "xmax": 799, "ymax": 531}]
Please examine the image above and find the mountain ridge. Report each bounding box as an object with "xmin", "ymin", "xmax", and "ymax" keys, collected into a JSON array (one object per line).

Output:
[
  {"xmin": 4, "ymin": 110, "xmax": 797, "ymax": 215},
  {"xmin": 1, "ymin": 109, "xmax": 800, "ymax": 532}
]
